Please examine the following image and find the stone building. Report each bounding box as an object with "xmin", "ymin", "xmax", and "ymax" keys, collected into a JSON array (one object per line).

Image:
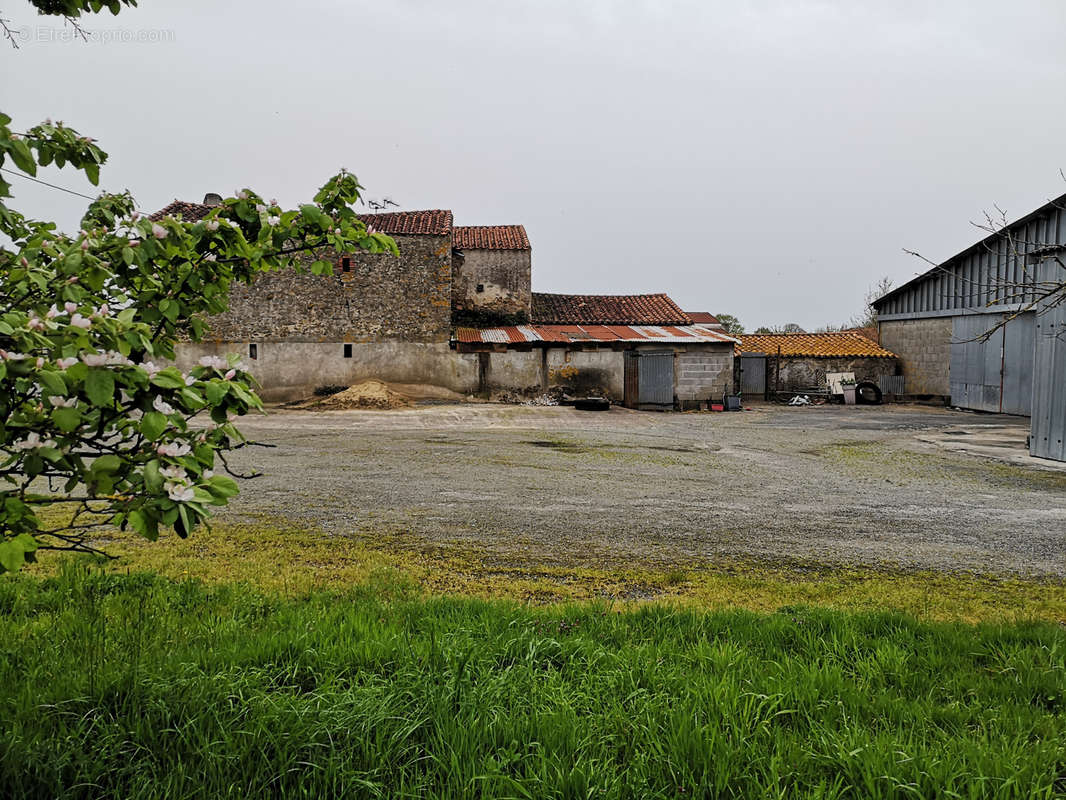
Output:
[{"xmin": 152, "ymin": 195, "xmax": 735, "ymax": 407}]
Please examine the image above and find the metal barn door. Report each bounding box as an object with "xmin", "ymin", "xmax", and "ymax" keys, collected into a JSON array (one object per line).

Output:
[
  {"xmin": 1030, "ymin": 260, "xmax": 1066, "ymax": 461},
  {"xmin": 623, "ymin": 351, "xmax": 640, "ymax": 409},
  {"xmin": 637, "ymin": 351, "xmax": 674, "ymax": 409},
  {"xmin": 950, "ymin": 313, "xmax": 1034, "ymax": 415},
  {"xmin": 739, "ymin": 354, "xmax": 766, "ymax": 396}
]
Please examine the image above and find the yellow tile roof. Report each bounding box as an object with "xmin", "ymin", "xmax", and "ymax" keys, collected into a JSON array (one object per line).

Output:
[{"xmin": 735, "ymin": 331, "xmax": 896, "ymax": 358}]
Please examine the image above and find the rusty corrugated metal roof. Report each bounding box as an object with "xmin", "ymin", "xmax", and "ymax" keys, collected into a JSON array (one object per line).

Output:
[{"xmin": 454, "ymin": 324, "xmax": 738, "ymax": 346}]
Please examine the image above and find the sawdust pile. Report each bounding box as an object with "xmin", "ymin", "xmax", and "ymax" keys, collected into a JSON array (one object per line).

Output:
[{"xmin": 311, "ymin": 380, "xmax": 412, "ymax": 410}]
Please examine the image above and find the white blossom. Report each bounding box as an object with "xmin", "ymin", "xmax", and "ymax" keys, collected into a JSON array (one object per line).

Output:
[
  {"xmin": 46, "ymin": 306, "xmax": 60, "ymax": 319},
  {"xmin": 185, "ymin": 375, "xmax": 196, "ymax": 386},
  {"xmin": 69, "ymin": 314, "xmax": 91, "ymax": 329},
  {"xmin": 202, "ymin": 469, "xmax": 214, "ymax": 479},
  {"xmin": 205, "ymin": 219, "xmax": 220, "ymax": 232},
  {"xmin": 198, "ymin": 355, "xmax": 227, "ymax": 370},
  {"xmin": 160, "ymin": 465, "xmax": 188, "ymax": 482},
  {"xmin": 48, "ymin": 396, "xmax": 76, "ymax": 408},
  {"xmin": 237, "ymin": 190, "xmax": 248, "ymax": 200},
  {"xmin": 165, "ymin": 482, "xmax": 195, "ymax": 502},
  {"xmin": 56, "ymin": 357, "xmax": 78, "ymax": 370},
  {"xmin": 151, "ymin": 223, "xmax": 167, "ymax": 239},
  {"xmin": 35, "ymin": 357, "xmax": 44, "ymax": 368},
  {"xmin": 142, "ymin": 361, "xmax": 161, "ymax": 377},
  {"xmin": 256, "ymin": 204, "xmax": 266, "ymax": 213},
  {"xmin": 203, "ymin": 253, "xmax": 217, "ymax": 262},
  {"xmin": 13, "ymin": 432, "xmax": 56, "ymax": 451},
  {"xmin": 157, "ymin": 441, "xmax": 192, "ymax": 458},
  {"xmin": 224, "ymin": 369, "xmax": 236, "ymax": 380},
  {"xmin": 27, "ymin": 315, "xmax": 44, "ymax": 330},
  {"xmin": 0, "ymin": 350, "xmax": 28, "ymax": 361},
  {"xmin": 266, "ymin": 215, "xmax": 280, "ymax": 227},
  {"xmin": 64, "ymin": 302, "xmax": 77, "ymax": 314},
  {"xmin": 152, "ymin": 396, "xmax": 175, "ymax": 415}
]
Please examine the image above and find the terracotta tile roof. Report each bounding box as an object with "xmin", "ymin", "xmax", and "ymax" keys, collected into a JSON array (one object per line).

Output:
[
  {"xmin": 531, "ymin": 293, "xmax": 691, "ymax": 326},
  {"xmin": 148, "ymin": 200, "xmax": 214, "ymax": 222},
  {"xmin": 148, "ymin": 201, "xmax": 453, "ymax": 236},
  {"xmin": 685, "ymin": 311, "xmax": 720, "ymax": 324},
  {"xmin": 453, "ymin": 225, "xmax": 530, "ymax": 250},
  {"xmin": 735, "ymin": 331, "xmax": 896, "ymax": 358},
  {"xmin": 358, "ymin": 209, "xmax": 452, "ymax": 236}
]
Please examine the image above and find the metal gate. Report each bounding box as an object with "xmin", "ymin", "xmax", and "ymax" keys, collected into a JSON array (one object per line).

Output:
[
  {"xmin": 637, "ymin": 351, "xmax": 674, "ymax": 409},
  {"xmin": 949, "ymin": 313, "xmax": 1034, "ymax": 415},
  {"xmin": 739, "ymin": 353, "xmax": 766, "ymax": 396},
  {"xmin": 1030, "ymin": 260, "xmax": 1066, "ymax": 461}
]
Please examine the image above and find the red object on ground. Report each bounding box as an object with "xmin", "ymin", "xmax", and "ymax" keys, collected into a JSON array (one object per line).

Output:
[{"xmin": 710, "ymin": 403, "xmax": 725, "ymax": 412}]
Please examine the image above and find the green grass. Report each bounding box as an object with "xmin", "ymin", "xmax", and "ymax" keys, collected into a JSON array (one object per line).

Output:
[{"xmin": 1, "ymin": 564, "xmax": 1064, "ymax": 798}]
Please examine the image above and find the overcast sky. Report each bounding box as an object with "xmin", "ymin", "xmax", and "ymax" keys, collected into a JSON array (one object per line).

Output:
[{"xmin": 4, "ymin": 0, "xmax": 1066, "ymax": 330}]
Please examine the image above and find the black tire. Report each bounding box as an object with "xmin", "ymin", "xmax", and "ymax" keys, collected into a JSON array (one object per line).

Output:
[
  {"xmin": 855, "ymin": 381, "xmax": 882, "ymax": 405},
  {"xmin": 574, "ymin": 397, "xmax": 611, "ymax": 411}
]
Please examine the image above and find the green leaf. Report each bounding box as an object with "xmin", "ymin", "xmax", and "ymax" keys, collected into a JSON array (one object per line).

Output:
[
  {"xmin": 0, "ymin": 541, "xmax": 25, "ymax": 573},
  {"xmin": 140, "ymin": 411, "xmax": 168, "ymax": 441},
  {"xmin": 85, "ymin": 368, "xmax": 115, "ymax": 406},
  {"xmin": 143, "ymin": 460, "xmax": 163, "ymax": 492},
  {"xmin": 84, "ymin": 162, "xmax": 100, "ymax": 186},
  {"xmin": 38, "ymin": 370, "xmax": 67, "ymax": 395},
  {"xmin": 9, "ymin": 139, "xmax": 36, "ymax": 175},
  {"xmin": 208, "ymin": 475, "xmax": 240, "ymax": 498},
  {"xmin": 204, "ymin": 381, "xmax": 227, "ymax": 405},
  {"xmin": 127, "ymin": 509, "xmax": 159, "ymax": 541},
  {"xmin": 52, "ymin": 406, "xmax": 81, "ymax": 432},
  {"xmin": 150, "ymin": 368, "xmax": 186, "ymax": 389},
  {"xmin": 91, "ymin": 454, "xmax": 122, "ymax": 474},
  {"xmin": 13, "ymin": 533, "xmax": 38, "ymax": 554}
]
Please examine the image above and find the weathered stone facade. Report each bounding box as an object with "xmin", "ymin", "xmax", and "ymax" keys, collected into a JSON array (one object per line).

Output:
[
  {"xmin": 452, "ymin": 248, "xmax": 531, "ymax": 322},
  {"xmin": 878, "ymin": 317, "xmax": 951, "ymax": 396},
  {"xmin": 764, "ymin": 356, "xmax": 897, "ymax": 393},
  {"xmin": 200, "ymin": 233, "xmax": 453, "ymax": 344}
]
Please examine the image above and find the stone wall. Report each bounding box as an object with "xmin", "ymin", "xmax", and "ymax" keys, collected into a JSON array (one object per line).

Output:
[
  {"xmin": 200, "ymin": 233, "xmax": 452, "ymax": 343},
  {"xmin": 878, "ymin": 317, "xmax": 952, "ymax": 395},
  {"xmin": 675, "ymin": 345, "xmax": 734, "ymax": 407},
  {"xmin": 769, "ymin": 356, "xmax": 897, "ymax": 393},
  {"xmin": 175, "ymin": 340, "xmax": 479, "ymax": 402},
  {"xmin": 452, "ymin": 248, "xmax": 531, "ymax": 322}
]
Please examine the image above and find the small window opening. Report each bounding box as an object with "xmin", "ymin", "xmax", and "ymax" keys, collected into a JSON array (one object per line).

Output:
[
  {"xmin": 341, "ymin": 257, "xmax": 351, "ymax": 272},
  {"xmin": 343, "ymin": 343, "xmax": 353, "ymax": 358},
  {"xmin": 249, "ymin": 343, "xmax": 258, "ymax": 360},
  {"xmin": 476, "ymin": 283, "xmax": 484, "ymax": 293}
]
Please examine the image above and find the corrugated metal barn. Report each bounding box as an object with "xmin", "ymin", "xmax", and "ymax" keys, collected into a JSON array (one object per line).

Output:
[{"xmin": 872, "ymin": 192, "xmax": 1066, "ymax": 462}]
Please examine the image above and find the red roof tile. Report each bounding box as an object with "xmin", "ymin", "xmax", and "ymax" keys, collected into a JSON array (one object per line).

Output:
[
  {"xmin": 148, "ymin": 200, "xmax": 214, "ymax": 222},
  {"xmin": 148, "ymin": 201, "xmax": 453, "ymax": 236},
  {"xmin": 359, "ymin": 209, "xmax": 452, "ymax": 236},
  {"xmin": 735, "ymin": 331, "xmax": 896, "ymax": 358},
  {"xmin": 531, "ymin": 293, "xmax": 691, "ymax": 326},
  {"xmin": 685, "ymin": 312, "xmax": 720, "ymax": 324},
  {"xmin": 453, "ymin": 225, "xmax": 530, "ymax": 250}
]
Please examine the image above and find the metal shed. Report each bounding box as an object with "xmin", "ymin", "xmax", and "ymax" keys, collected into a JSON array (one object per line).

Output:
[{"xmin": 872, "ymin": 191, "xmax": 1066, "ymax": 461}]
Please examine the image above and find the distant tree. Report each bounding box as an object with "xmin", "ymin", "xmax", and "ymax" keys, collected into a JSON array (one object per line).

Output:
[
  {"xmin": 754, "ymin": 323, "xmax": 805, "ymax": 334},
  {"xmin": 714, "ymin": 313, "xmax": 744, "ymax": 335},
  {"xmin": 848, "ymin": 276, "xmax": 893, "ymax": 330}
]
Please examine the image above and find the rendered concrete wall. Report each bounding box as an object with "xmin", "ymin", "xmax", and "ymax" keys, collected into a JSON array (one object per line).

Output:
[
  {"xmin": 452, "ymin": 248, "xmax": 532, "ymax": 321},
  {"xmin": 483, "ymin": 350, "xmax": 543, "ymax": 393},
  {"xmin": 175, "ymin": 341, "xmax": 479, "ymax": 402},
  {"xmin": 878, "ymin": 317, "xmax": 951, "ymax": 395},
  {"xmin": 547, "ymin": 349, "xmax": 624, "ymax": 400},
  {"xmin": 675, "ymin": 345, "xmax": 734, "ymax": 406}
]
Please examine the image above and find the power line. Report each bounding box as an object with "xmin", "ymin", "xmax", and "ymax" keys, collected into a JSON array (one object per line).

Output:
[{"xmin": 0, "ymin": 166, "xmax": 97, "ymax": 200}]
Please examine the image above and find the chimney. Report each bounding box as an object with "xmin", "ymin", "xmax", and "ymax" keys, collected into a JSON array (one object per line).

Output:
[{"xmin": 202, "ymin": 192, "xmax": 223, "ymax": 207}]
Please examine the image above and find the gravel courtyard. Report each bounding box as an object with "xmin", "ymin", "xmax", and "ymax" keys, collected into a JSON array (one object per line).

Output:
[{"xmin": 220, "ymin": 403, "xmax": 1066, "ymax": 578}]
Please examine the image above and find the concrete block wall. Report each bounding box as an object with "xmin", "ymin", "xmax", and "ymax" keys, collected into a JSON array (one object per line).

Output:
[
  {"xmin": 675, "ymin": 345, "xmax": 734, "ymax": 405},
  {"xmin": 878, "ymin": 317, "xmax": 952, "ymax": 395}
]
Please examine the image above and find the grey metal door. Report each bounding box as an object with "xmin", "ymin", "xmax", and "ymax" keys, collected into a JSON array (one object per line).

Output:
[
  {"xmin": 739, "ymin": 354, "xmax": 766, "ymax": 395},
  {"xmin": 637, "ymin": 351, "xmax": 674, "ymax": 408},
  {"xmin": 950, "ymin": 313, "xmax": 1034, "ymax": 415},
  {"xmin": 1030, "ymin": 260, "xmax": 1066, "ymax": 461}
]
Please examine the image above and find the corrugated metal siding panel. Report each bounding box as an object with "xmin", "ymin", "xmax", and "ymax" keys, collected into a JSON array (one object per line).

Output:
[
  {"xmin": 638, "ymin": 352, "xmax": 674, "ymax": 407},
  {"xmin": 1030, "ymin": 260, "xmax": 1066, "ymax": 461}
]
